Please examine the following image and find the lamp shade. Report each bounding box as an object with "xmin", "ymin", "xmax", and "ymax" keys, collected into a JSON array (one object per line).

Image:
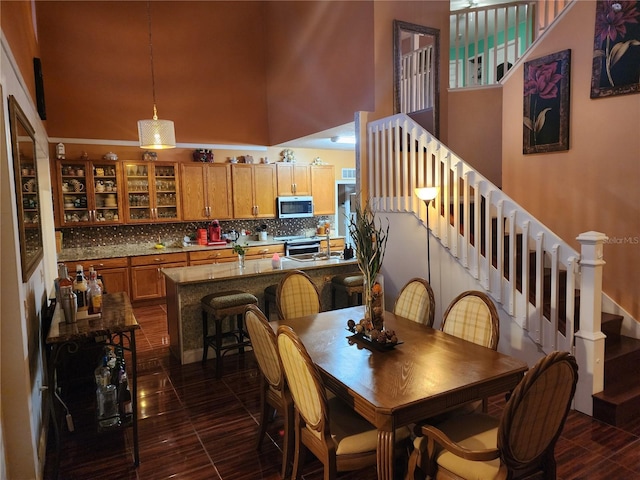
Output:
[
  {"xmin": 415, "ymin": 187, "xmax": 438, "ymax": 202},
  {"xmin": 138, "ymin": 118, "xmax": 176, "ymax": 149}
]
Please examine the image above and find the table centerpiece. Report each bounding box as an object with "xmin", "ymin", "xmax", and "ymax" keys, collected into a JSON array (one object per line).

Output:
[{"xmin": 348, "ymin": 200, "xmax": 389, "ymax": 333}]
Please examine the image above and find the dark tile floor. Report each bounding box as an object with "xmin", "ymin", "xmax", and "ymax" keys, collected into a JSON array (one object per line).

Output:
[{"xmin": 44, "ymin": 304, "xmax": 640, "ymax": 480}]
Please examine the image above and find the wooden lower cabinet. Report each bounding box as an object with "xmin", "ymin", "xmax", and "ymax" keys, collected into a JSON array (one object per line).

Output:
[
  {"xmin": 189, "ymin": 248, "xmax": 236, "ymax": 265},
  {"xmin": 189, "ymin": 244, "xmax": 285, "ymax": 265},
  {"xmin": 245, "ymin": 244, "xmax": 284, "ymax": 260},
  {"xmin": 71, "ymin": 257, "xmax": 130, "ymax": 297},
  {"xmin": 130, "ymin": 252, "xmax": 187, "ymax": 301}
]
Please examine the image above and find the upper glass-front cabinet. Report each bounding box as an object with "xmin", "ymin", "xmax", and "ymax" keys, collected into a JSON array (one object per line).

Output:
[
  {"xmin": 124, "ymin": 162, "xmax": 180, "ymax": 223},
  {"xmin": 56, "ymin": 160, "xmax": 124, "ymax": 226}
]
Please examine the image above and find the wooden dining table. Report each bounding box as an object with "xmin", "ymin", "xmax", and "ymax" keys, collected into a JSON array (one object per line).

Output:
[{"xmin": 272, "ymin": 305, "xmax": 528, "ymax": 480}]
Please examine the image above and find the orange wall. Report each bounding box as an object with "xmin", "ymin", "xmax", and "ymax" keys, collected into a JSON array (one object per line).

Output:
[
  {"xmin": 501, "ymin": 2, "xmax": 640, "ymax": 319},
  {"xmin": 265, "ymin": 1, "xmax": 375, "ymax": 145},
  {"xmin": 35, "ymin": 1, "xmax": 270, "ymax": 145},
  {"xmin": 447, "ymin": 86, "xmax": 503, "ymax": 187},
  {"xmin": 1, "ymin": 1, "xmax": 40, "ymax": 108}
]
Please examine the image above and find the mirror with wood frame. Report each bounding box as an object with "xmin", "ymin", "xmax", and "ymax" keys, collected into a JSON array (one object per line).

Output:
[
  {"xmin": 9, "ymin": 95, "xmax": 43, "ymax": 281},
  {"xmin": 393, "ymin": 20, "xmax": 440, "ymax": 138}
]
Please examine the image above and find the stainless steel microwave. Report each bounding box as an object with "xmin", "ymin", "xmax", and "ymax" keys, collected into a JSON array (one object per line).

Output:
[{"xmin": 277, "ymin": 196, "xmax": 314, "ymax": 218}]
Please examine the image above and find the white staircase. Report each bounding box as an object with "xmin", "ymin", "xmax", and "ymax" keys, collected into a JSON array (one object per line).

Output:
[{"xmin": 365, "ymin": 113, "xmax": 607, "ymax": 414}]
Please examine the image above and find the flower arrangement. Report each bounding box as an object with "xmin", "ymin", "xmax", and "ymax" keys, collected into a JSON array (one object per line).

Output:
[
  {"xmin": 280, "ymin": 148, "xmax": 295, "ymax": 163},
  {"xmin": 348, "ymin": 200, "xmax": 389, "ymax": 331}
]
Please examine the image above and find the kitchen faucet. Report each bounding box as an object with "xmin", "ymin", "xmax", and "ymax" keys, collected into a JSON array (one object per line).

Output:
[{"xmin": 326, "ymin": 230, "xmax": 331, "ymax": 256}]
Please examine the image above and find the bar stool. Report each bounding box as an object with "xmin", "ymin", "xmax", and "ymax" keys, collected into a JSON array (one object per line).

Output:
[
  {"xmin": 331, "ymin": 273, "xmax": 364, "ymax": 309},
  {"xmin": 264, "ymin": 284, "xmax": 278, "ymax": 320},
  {"xmin": 201, "ymin": 290, "xmax": 258, "ymax": 377}
]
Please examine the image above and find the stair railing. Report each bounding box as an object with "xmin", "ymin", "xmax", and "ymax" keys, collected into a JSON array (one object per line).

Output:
[
  {"xmin": 450, "ymin": 0, "xmax": 573, "ymax": 88},
  {"xmin": 367, "ymin": 113, "xmax": 604, "ymax": 362}
]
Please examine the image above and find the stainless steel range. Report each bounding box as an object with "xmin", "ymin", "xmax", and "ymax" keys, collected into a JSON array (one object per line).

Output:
[{"xmin": 275, "ymin": 236, "xmax": 322, "ymax": 256}]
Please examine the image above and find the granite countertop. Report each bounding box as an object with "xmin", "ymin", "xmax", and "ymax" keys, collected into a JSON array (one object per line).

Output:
[
  {"xmin": 162, "ymin": 256, "xmax": 357, "ymax": 285},
  {"xmin": 57, "ymin": 235, "xmax": 345, "ymax": 262}
]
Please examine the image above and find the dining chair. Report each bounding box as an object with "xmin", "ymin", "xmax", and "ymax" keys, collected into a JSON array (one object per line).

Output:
[
  {"xmin": 276, "ymin": 324, "xmax": 411, "ymax": 480},
  {"xmin": 393, "ymin": 277, "xmax": 436, "ymax": 326},
  {"xmin": 406, "ymin": 351, "xmax": 578, "ymax": 480},
  {"xmin": 441, "ymin": 290, "xmax": 500, "ymax": 350},
  {"xmin": 440, "ymin": 290, "xmax": 500, "ymax": 414},
  {"xmin": 407, "ymin": 290, "xmax": 502, "ymax": 475},
  {"xmin": 244, "ymin": 305, "xmax": 293, "ymax": 480},
  {"xmin": 276, "ymin": 270, "xmax": 321, "ymax": 320}
]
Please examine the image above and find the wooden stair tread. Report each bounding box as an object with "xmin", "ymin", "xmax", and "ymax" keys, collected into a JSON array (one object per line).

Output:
[
  {"xmin": 593, "ymin": 380, "xmax": 640, "ymax": 403},
  {"xmin": 604, "ymin": 335, "xmax": 640, "ymax": 359}
]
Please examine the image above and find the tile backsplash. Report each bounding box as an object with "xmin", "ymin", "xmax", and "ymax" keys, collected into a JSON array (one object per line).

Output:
[{"xmin": 60, "ymin": 217, "xmax": 333, "ymax": 249}]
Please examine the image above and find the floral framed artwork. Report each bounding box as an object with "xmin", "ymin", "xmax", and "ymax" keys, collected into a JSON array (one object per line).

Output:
[
  {"xmin": 591, "ymin": 0, "xmax": 640, "ymax": 98},
  {"xmin": 523, "ymin": 49, "xmax": 571, "ymax": 154}
]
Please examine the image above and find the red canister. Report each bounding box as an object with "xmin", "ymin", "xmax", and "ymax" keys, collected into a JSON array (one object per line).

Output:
[{"xmin": 197, "ymin": 228, "xmax": 208, "ymax": 245}]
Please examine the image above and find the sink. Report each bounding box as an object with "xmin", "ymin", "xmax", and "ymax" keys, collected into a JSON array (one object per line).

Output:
[{"xmin": 286, "ymin": 252, "xmax": 342, "ymax": 262}]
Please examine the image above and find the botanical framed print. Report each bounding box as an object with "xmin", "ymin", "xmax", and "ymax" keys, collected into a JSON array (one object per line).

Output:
[
  {"xmin": 523, "ymin": 49, "xmax": 571, "ymax": 154},
  {"xmin": 590, "ymin": 0, "xmax": 640, "ymax": 98}
]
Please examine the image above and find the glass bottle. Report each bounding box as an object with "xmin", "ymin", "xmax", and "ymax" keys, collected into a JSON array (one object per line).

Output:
[
  {"xmin": 87, "ymin": 270, "xmax": 103, "ymax": 315},
  {"xmin": 117, "ymin": 369, "xmax": 133, "ymax": 418},
  {"xmin": 73, "ymin": 265, "xmax": 87, "ymax": 308},
  {"xmin": 56, "ymin": 263, "xmax": 73, "ymax": 303}
]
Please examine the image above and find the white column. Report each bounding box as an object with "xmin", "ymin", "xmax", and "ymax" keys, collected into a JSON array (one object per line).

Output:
[{"xmin": 573, "ymin": 231, "xmax": 607, "ymax": 415}]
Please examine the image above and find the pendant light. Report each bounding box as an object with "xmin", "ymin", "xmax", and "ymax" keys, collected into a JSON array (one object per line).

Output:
[{"xmin": 137, "ymin": 0, "xmax": 176, "ymax": 149}]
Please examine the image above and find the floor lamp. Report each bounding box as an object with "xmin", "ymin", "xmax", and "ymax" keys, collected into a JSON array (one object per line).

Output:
[{"xmin": 415, "ymin": 187, "xmax": 438, "ymax": 284}]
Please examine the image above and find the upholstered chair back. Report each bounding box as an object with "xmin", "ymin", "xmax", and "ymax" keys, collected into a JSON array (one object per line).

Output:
[{"xmin": 393, "ymin": 278, "xmax": 436, "ymax": 326}]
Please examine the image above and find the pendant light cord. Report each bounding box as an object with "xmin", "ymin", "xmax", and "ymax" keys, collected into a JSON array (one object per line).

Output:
[{"xmin": 146, "ymin": 0, "xmax": 158, "ymax": 120}]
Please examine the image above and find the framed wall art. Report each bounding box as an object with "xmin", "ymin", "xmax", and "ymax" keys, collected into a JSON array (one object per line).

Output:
[
  {"xmin": 523, "ymin": 49, "xmax": 571, "ymax": 154},
  {"xmin": 590, "ymin": 0, "xmax": 640, "ymax": 98}
]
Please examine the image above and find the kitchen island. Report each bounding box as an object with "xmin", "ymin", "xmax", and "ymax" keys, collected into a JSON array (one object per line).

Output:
[{"xmin": 162, "ymin": 255, "xmax": 359, "ymax": 364}]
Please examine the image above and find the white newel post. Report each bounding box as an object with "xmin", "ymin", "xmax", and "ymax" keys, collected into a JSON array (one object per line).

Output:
[{"xmin": 574, "ymin": 231, "xmax": 608, "ymax": 415}]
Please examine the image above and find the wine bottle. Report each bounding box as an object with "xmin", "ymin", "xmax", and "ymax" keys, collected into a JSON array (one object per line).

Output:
[
  {"xmin": 73, "ymin": 264, "xmax": 87, "ymax": 308},
  {"xmin": 117, "ymin": 369, "xmax": 133, "ymax": 417}
]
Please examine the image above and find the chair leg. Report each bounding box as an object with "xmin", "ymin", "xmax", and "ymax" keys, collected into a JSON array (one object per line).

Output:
[
  {"xmin": 331, "ymin": 286, "xmax": 337, "ymax": 309},
  {"xmin": 292, "ymin": 415, "xmax": 306, "ymax": 480},
  {"xmin": 256, "ymin": 381, "xmax": 270, "ymax": 451},
  {"xmin": 201, "ymin": 311, "xmax": 209, "ymax": 364},
  {"xmin": 236, "ymin": 314, "xmax": 246, "ymax": 355},
  {"xmin": 282, "ymin": 397, "xmax": 294, "ymax": 480},
  {"xmin": 215, "ymin": 317, "xmax": 223, "ymax": 378}
]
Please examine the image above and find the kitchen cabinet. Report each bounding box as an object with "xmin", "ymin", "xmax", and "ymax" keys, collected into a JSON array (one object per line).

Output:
[
  {"xmin": 71, "ymin": 257, "xmax": 130, "ymax": 297},
  {"xmin": 180, "ymin": 163, "xmax": 232, "ymax": 221},
  {"xmin": 276, "ymin": 163, "xmax": 311, "ymax": 196},
  {"xmin": 55, "ymin": 160, "xmax": 124, "ymax": 227},
  {"xmin": 245, "ymin": 244, "xmax": 285, "ymax": 260},
  {"xmin": 310, "ymin": 165, "xmax": 336, "ymax": 215},
  {"xmin": 189, "ymin": 244, "xmax": 285, "ymax": 266},
  {"xmin": 321, "ymin": 237, "xmax": 345, "ymax": 254},
  {"xmin": 189, "ymin": 248, "xmax": 236, "ymax": 265},
  {"xmin": 231, "ymin": 164, "xmax": 276, "ymax": 219},
  {"xmin": 123, "ymin": 162, "xmax": 180, "ymax": 223},
  {"xmin": 130, "ymin": 252, "xmax": 187, "ymax": 301}
]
